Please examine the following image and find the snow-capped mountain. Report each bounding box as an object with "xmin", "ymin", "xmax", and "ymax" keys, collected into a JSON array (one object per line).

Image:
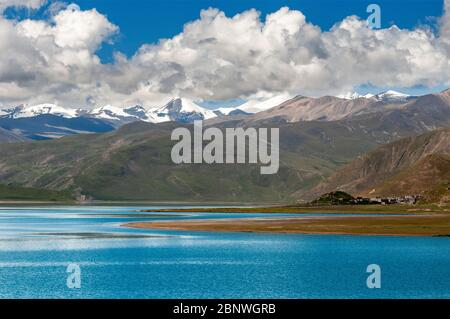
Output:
[
  {"xmin": 87, "ymin": 105, "xmax": 131, "ymax": 121},
  {"xmin": 338, "ymin": 90, "xmax": 412, "ymax": 102},
  {"xmin": 214, "ymin": 93, "xmax": 293, "ymax": 116},
  {"xmin": 84, "ymin": 105, "xmax": 153, "ymax": 123},
  {"xmin": 0, "ymin": 111, "xmax": 115, "ymax": 140},
  {"xmin": 149, "ymin": 98, "xmax": 217, "ymax": 123},
  {"xmin": 0, "ymin": 103, "xmax": 153, "ymax": 124},
  {"xmin": 123, "ymin": 105, "xmax": 151, "ymax": 120},
  {"xmin": 373, "ymin": 90, "xmax": 412, "ymax": 102},
  {"xmin": 0, "ymin": 90, "xmax": 416, "ymax": 125},
  {"xmin": 0, "ymin": 103, "xmax": 143, "ymax": 141},
  {"xmin": 1, "ymin": 104, "xmax": 79, "ymax": 119},
  {"xmin": 0, "ymin": 99, "xmax": 217, "ymax": 124},
  {"xmin": 238, "ymin": 93, "xmax": 293, "ymax": 114},
  {"xmin": 247, "ymin": 89, "xmax": 423, "ymax": 123},
  {"xmin": 338, "ymin": 91, "xmax": 374, "ymax": 100},
  {"xmin": 0, "ymin": 89, "xmax": 426, "ymax": 142}
]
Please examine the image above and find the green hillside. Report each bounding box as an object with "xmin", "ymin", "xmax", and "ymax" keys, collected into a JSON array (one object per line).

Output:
[
  {"xmin": 0, "ymin": 184, "xmax": 72, "ymax": 201},
  {"xmin": 0, "ymin": 113, "xmax": 447, "ymax": 202},
  {"xmin": 0, "ymin": 119, "xmax": 383, "ymax": 202}
]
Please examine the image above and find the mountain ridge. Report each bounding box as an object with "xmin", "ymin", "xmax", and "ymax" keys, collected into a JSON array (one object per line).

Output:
[
  {"xmin": 306, "ymin": 127, "xmax": 450, "ymax": 202},
  {"xmin": 0, "ymin": 88, "xmax": 449, "ymax": 202},
  {"xmin": 0, "ymin": 89, "xmax": 428, "ymax": 125}
]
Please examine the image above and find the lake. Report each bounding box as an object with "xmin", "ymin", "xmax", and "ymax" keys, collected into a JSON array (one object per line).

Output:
[{"xmin": 0, "ymin": 205, "xmax": 449, "ymax": 298}]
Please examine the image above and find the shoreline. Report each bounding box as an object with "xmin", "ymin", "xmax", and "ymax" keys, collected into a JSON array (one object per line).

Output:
[
  {"xmin": 0, "ymin": 200, "xmax": 279, "ymax": 206},
  {"xmin": 1, "ymin": 201, "xmax": 448, "ymax": 215},
  {"xmin": 124, "ymin": 214, "xmax": 450, "ymax": 237},
  {"xmin": 138, "ymin": 204, "xmax": 450, "ymax": 215}
]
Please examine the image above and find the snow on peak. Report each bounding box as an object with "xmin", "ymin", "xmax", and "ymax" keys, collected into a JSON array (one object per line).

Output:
[
  {"xmin": 122, "ymin": 105, "xmax": 149, "ymax": 120},
  {"xmin": 179, "ymin": 98, "xmax": 210, "ymax": 114},
  {"xmin": 381, "ymin": 90, "xmax": 409, "ymax": 96},
  {"xmin": 236, "ymin": 93, "xmax": 293, "ymax": 114},
  {"xmin": 89, "ymin": 105, "xmax": 131, "ymax": 120},
  {"xmin": 336, "ymin": 90, "xmax": 411, "ymax": 101},
  {"xmin": 338, "ymin": 91, "xmax": 375, "ymax": 100},
  {"xmin": 175, "ymin": 98, "xmax": 215, "ymax": 117},
  {"xmin": 375, "ymin": 90, "xmax": 410, "ymax": 101},
  {"xmin": 151, "ymin": 98, "xmax": 216, "ymax": 123},
  {"xmin": 0, "ymin": 89, "xmax": 419, "ymax": 125},
  {"xmin": 3, "ymin": 104, "xmax": 78, "ymax": 119}
]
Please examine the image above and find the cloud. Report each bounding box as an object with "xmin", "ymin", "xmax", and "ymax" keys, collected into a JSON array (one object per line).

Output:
[
  {"xmin": 112, "ymin": 3, "xmax": 450, "ymax": 102},
  {"xmin": 0, "ymin": 1, "xmax": 449, "ymax": 108},
  {"xmin": 441, "ymin": 0, "xmax": 450, "ymax": 41},
  {"xmin": 18, "ymin": 4, "xmax": 118, "ymax": 51},
  {"xmin": 0, "ymin": 0, "xmax": 46, "ymax": 11},
  {"xmin": 0, "ymin": 3, "xmax": 118, "ymax": 105}
]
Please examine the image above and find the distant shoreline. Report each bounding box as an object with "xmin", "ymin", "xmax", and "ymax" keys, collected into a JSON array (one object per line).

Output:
[
  {"xmin": 0, "ymin": 200, "xmax": 448, "ymax": 236},
  {"xmin": 138, "ymin": 203, "xmax": 450, "ymax": 214},
  {"xmin": 0, "ymin": 200, "xmax": 279, "ymax": 206},
  {"xmin": 125, "ymin": 213, "xmax": 450, "ymax": 237},
  {"xmin": 127, "ymin": 203, "xmax": 450, "ymax": 237}
]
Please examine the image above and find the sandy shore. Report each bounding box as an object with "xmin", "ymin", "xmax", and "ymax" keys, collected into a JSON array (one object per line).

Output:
[{"xmin": 125, "ymin": 214, "xmax": 450, "ymax": 236}]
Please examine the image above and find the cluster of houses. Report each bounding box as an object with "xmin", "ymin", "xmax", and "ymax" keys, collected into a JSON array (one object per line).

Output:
[{"xmin": 354, "ymin": 195, "xmax": 422, "ymax": 205}]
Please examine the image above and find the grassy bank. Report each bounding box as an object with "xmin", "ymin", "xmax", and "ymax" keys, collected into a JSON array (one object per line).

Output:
[
  {"xmin": 139, "ymin": 203, "xmax": 450, "ymax": 214},
  {"xmin": 126, "ymin": 213, "xmax": 450, "ymax": 236},
  {"xmin": 0, "ymin": 184, "xmax": 73, "ymax": 202}
]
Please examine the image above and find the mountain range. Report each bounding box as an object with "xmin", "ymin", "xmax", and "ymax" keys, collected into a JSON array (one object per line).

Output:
[
  {"xmin": 0, "ymin": 90, "xmax": 419, "ymax": 142},
  {"xmin": 0, "ymin": 88, "xmax": 449, "ymax": 202}
]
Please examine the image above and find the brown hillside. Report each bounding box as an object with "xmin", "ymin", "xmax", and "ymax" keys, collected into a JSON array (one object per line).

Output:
[{"xmin": 306, "ymin": 127, "xmax": 450, "ymax": 201}]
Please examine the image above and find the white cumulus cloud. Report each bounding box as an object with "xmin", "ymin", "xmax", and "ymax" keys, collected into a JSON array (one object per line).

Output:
[
  {"xmin": 0, "ymin": 0, "xmax": 449, "ymax": 108},
  {"xmin": 0, "ymin": 0, "xmax": 46, "ymax": 11}
]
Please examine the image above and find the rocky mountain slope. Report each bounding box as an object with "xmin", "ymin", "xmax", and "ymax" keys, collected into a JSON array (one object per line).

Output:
[
  {"xmin": 365, "ymin": 154, "xmax": 450, "ymax": 203},
  {"xmin": 246, "ymin": 90, "xmax": 448, "ymax": 124},
  {"xmin": 307, "ymin": 127, "xmax": 450, "ymax": 202},
  {"xmin": 0, "ymin": 89, "xmax": 435, "ymax": 142}
]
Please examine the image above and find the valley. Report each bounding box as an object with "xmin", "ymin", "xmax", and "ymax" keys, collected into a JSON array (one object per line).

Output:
[
  {"xmin": 1, "ymin": 0, "xmax": 450, "ymax": 301},
  {"xmin": 0, "ymin": 89, "xmax": 448, "ymax": 204}
]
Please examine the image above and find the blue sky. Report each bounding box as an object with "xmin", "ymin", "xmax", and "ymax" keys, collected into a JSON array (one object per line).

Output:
[
  {"xmin": 93, "ymin": 0, "xmax": 443, "ymax": 61},
  {"xmin": 12, "ymin": 0, "xmax": 443, "ymax": 61},
  {"xmin": 0, "ymin": 0, "xmax": 450, "ymax": 105}
]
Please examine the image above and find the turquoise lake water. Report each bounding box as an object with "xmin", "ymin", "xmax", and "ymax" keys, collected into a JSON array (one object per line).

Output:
[{"xmin": 0, "ymin": 205, "xmax": 449, "ymax": 299}]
